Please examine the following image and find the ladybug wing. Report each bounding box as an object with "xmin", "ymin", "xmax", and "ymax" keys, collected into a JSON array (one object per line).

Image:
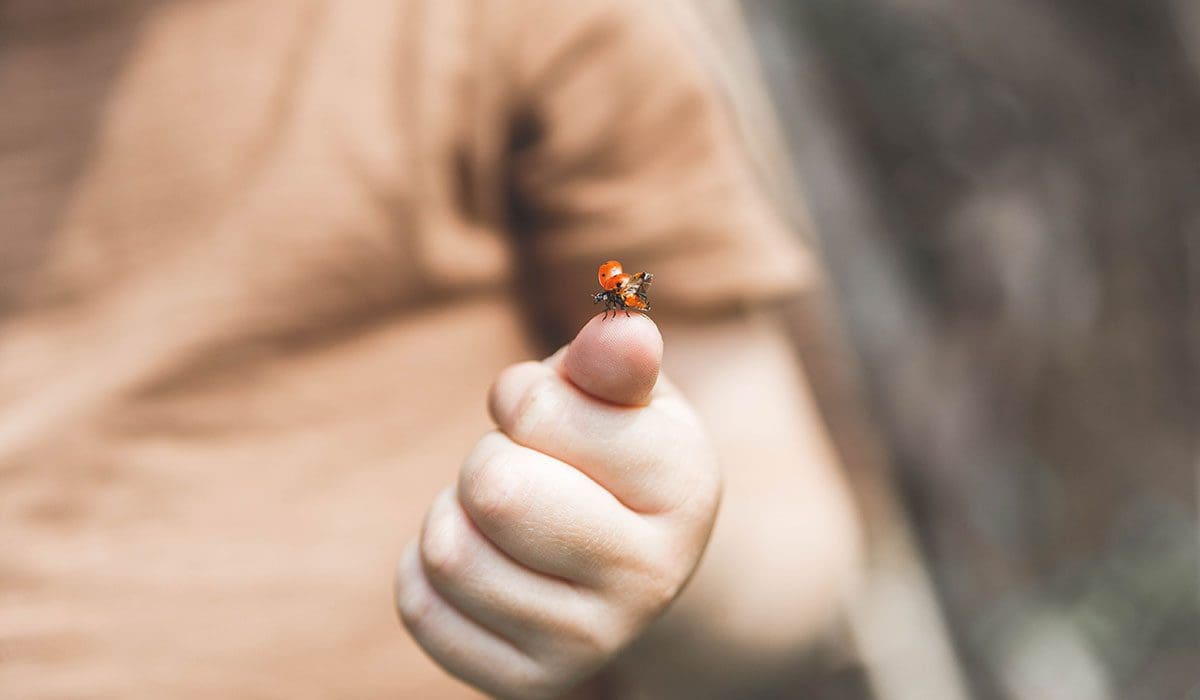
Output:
[
  {"xmin": 618, "ymin": 272, "xmax": 653, "ymax": 311},
  {"xmin": 621, "ymin": 272, "xmax": 653, "ymax": 296},
  {"xmin": 622, "ymin": 294, "xmax": 649, "ymax": 310}
]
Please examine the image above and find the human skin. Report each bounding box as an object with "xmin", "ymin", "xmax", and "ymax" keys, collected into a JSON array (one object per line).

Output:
[{"xmin": 395, "ymin": 311, "xmax": 861, "ymax": 698}]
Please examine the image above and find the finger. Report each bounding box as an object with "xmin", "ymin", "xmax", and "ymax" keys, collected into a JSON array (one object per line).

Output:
[
  {"xmin": 395, "ymin": 543, "xmax": 546, "ymax": 699},
  {"xmin": 488, "ymin": 360, "xmax": 716, "ymax": 514},
  {"xmin": 419, "ymin": 487, "xmax": 617, "ymax": 658},
  {"xmin": 457, "ymin": 431, "xmax": 654, "ymax": 587},
  {"xmin": 561, "ymin": 312, "xmax": 662, "ymax": 407}
]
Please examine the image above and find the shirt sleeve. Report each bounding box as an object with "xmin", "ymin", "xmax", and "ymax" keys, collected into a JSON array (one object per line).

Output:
[{"xmin": 499, "ymin": 0, "xmax": 817, "ymax": 337}]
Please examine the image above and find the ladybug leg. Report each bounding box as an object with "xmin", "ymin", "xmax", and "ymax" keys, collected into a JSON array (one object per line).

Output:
[{"xmin": 594, "ymin": 293, "xmax": 609, "ymax": 320}]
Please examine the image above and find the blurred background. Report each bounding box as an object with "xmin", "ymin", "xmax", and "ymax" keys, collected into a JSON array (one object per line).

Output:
[
  {"xmin": 729, "ymin": 0, "xmax": 1199, "ymax": 698},
  {"xmin": 2, "ymin": 1, "xmax": 1195, "ymax": 697}
]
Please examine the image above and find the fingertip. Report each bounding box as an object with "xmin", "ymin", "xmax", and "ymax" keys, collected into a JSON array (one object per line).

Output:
[{"xmin": 562, "ymin": 312, "xmax": 662, "ymax": 406}]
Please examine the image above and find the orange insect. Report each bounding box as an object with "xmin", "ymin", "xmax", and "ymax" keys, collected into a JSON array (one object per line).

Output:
[{"xmin": 593, "ymin": 259, "xmax": 653, "ymax": 318}]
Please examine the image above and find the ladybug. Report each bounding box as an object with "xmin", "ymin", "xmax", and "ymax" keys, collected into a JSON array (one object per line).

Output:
[{"xmin": 593, "ymin": 259, "xmax": 653, "ymax": 318}]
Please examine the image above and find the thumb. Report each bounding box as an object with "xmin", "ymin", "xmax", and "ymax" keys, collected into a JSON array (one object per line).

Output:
[{"xmin": 554, "ymin": 312, "xmax": 663, "ymax": 406}]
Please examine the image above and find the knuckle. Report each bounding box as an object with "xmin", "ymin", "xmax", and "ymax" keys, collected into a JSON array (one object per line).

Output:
[
  {"xmin": 506, "ymin": 376, "xmax": 559, "ymax": 446},
  {"xmin": 543, "ymin": 604, "xmax": 607, "ymax": 659},
  {"xmin": 489, "ymin": 364, "xmax": 558, "ymax": 444},
  {"xmin": 394, "ymin": 575, "xmax": 433, "ymax": 633},
  {"xmin": 511, "ymin": 389, "xmax": 556, "ymax": 449},
  {"xmin": 567, "ymin": 613, "xmax": 626, "ymax": 660},
  {"xmin": 461, "ymin": 448, "xmax": 525, "ymax": 527},
  {"xmin": 643, "ymin": 566, "xmax": 683, "ymax": 612},
  {"xmin": 634, "ymin": 549, "xmax": 687, "ymax": 614},
  {"xmin": 419, "ymin": 507, "xmax": 468, "ymax": 582},
  {"xmin": 545, "ymin": 600, "xmax": 639, "ymax": 669}
]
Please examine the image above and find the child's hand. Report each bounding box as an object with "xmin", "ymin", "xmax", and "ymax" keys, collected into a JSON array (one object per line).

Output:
[{"xmin": 395, "ymin": 313, "xmax": 721, "ymax": 699}]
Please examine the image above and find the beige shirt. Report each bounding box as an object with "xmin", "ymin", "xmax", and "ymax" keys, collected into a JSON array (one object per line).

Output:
[{"xmin": 0, "ymin": 1, "xmax": 810, "ymax": 696}]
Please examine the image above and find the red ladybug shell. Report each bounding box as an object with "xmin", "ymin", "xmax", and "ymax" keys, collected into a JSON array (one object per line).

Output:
[{"xmin": 597, "ymin": 260, "xmax": 624, "ymax": 291}]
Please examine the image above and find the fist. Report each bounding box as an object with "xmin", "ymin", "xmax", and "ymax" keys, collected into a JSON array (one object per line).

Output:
[{"xmin": 395, "ymin": 313, "xmax": 721, "ymax": 699}]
